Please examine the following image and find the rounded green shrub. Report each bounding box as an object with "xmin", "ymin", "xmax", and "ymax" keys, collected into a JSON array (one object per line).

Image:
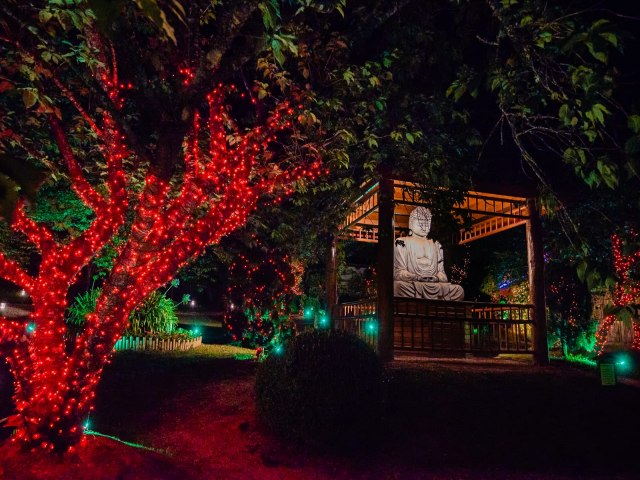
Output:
[{"xmin": 255, "ymin": 329, "xmax": 383, "ymax": 447}]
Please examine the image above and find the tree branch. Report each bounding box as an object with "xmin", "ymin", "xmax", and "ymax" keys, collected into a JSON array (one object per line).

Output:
[
  {"xmin": 49, "ymin": 115, "xmax": 107, "ymax": 212},
  {"xmin": 0, "ymin": 252, "xmax": 34, "ymax": 295},
  {"xmin": 12, "ymin": 202, "xmax": 55, "ymax": 253}
]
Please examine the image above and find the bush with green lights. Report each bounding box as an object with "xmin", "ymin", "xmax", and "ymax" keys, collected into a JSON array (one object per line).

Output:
[{"xmin": 255, "ymin": 330, "xmax": 383, "ymax": 447}]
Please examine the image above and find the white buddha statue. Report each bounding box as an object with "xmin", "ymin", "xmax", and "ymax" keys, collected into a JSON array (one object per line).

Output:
[{"xmin": 393, "ymin": 207, "xmax": 464, "ymax": 301}]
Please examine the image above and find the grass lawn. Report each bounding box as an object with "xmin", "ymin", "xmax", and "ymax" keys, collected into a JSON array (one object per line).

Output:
[{"xmin": 1, "ymin": 346, "xmax": 639, "ymax": 479}]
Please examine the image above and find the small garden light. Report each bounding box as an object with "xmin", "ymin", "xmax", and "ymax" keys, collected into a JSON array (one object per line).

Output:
[
  {"xmin": 614, "ymin": 353, "xmax": 632, "ymax": 373},
  {"xmin": 273, "ymin": 344, "xmax": 284, "ymax": 355},
  {"xmin": 19, "ymin": 289, "xmax": 27, "ymax": 297},
  {"xmin": 304, "ymin": 306, "xmax": 314, "ymax": 319},
  {"xmin": 83, "ymin": 418, "xmax": 90, "ymax": 430},
  {"xmin": 26, "ymin": 323, "xmax": 36, "ymax": 334},
  {"xmin": 192, "ymin": 326, "xmax": 201, "ymax": 336},
  {"xmin": 190, "ymin": 299, "xmax": 196, "ymax": 308},
  {"xmin": 0, "ymin": 302, "xmax": 5, "ymax": 310}
]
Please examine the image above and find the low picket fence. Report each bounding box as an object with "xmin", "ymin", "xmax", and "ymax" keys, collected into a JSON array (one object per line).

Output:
[{"xmin": 114, "ymin": 335, "xmax": 202, "ymax": 352}]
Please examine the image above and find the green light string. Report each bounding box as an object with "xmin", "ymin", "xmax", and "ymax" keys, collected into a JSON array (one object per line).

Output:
[{"xmin": 84, "ymin": 429, "xmax": 168, "ymax": 455}]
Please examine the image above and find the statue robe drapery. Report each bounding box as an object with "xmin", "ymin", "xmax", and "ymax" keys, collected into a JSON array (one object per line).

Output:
[{"xmin": 393, "ymin": 236, "xmax": 464, "ymax": 301}]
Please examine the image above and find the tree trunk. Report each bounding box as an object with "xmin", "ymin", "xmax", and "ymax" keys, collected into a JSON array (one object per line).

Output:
[
  {"xmin": 12, "ymin": 306, "xmax": 88, "ymax": 452},
  {"xmin": 526, "ymin": 198, "xmax": 549, "ymax": 366}
]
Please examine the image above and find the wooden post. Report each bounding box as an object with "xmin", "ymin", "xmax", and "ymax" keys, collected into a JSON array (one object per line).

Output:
[
  {"xmin": 326, "ymin": 234, "xmax": 338, "ymax": 329},
  {"xmin": 526, "ymin": 198, "xmax": 549, "ymax": 366},
  {"xmin": 377, "ymin": 176, "xmax": 395, "ymax": 362}
]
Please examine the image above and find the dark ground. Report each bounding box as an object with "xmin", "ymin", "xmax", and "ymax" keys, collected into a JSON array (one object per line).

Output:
[{"xmin": 1, "ymin": 347, "xmax": 639, "ymax": 479}]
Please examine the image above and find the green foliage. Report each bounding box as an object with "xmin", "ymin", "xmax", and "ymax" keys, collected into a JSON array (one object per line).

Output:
[
  {"xmin": 225, "ymin": 308, "xmax": 295, "ymax": 352},
  {"xmin": 473, "ymin": 230, "xmax": 528, "ymax": 301},
  {"xmin": 255, "ymin": 329, "xmax": 382, "ymax": 447},
  {"xmin": 465, "ymin": 0, "xmax": 636, "ymax": 207},
  {"xmin": 29, "ymin": 179, "xmax": 94, "ymax": 238},
  {"xmin": 92, "ymin": 235, "xmax": 127, "ymax": 280},
  {"xmin": 0, "ymin": 221, "xmax": 36, "ymax": 268},
  {"xmin": 546, "ymin": 263, "xmax": 595, "ymax": 355},
  {"xmin": 66, "ymin": 287, "xmax": 184, "ymax": 336},
  {"xmin": 339, "ymin": 265, "xmax": 376, "ymax": 302},
  {"xmin": 128, "ymin": 290, "xmax": 179, "ymax": 335},
  {"xmin": 66, "ymin": 288, "xmax": 102, "ymax": 329},
  {"xmin": 223, "ymin": 243, "xmax": 303, "ymax": 350},
  {"xmin": 177, "ymin": 245, "xmax": 229, "ymax": 293}
]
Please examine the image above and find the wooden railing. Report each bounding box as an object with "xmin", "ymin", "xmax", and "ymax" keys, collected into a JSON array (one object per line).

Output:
[
  {"xmin": 467, "ymin": 302, "xmax": 533, "ymax": 353},
  {"xmin": 394, "ymin": 299, "xmax": 534, "ymax": 354},
  {"xmin": 333, "ymin": 299, "xmax": 377, "ymax": 350},
  {"xmin": 334, "ymin": 298, "xmax": 535, "ymax": 356}
]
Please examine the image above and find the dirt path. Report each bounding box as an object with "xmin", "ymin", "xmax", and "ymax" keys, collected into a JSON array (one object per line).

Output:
[{"xmin": 2, "ymin": 351, "xmax": 639, "ymax": 479}]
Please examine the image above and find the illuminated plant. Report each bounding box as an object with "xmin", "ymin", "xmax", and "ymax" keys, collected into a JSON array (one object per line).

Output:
[
  {"xmin": 0, "ymin": 61, "xmax": 320, "ymax": 452},
  {"xmin": 594, "ymin": 231, "xmax": 640, "ymax": 354},
  {"xmin": 224, "ymin": 249, "xmax": 303, "ymax": 353}
]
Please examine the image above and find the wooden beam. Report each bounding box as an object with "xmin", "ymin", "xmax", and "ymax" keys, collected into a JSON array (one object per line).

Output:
[
  {"xmin": 526, "ymin": 198, "xmax": 549, "ymax": 366},
  {"xmin": 377, "ymin": 175, "xmax": 395, "ymax": 362},
  {"xmin": 326, "ymin": 235, "xmax": 338, "ymax": 329}
]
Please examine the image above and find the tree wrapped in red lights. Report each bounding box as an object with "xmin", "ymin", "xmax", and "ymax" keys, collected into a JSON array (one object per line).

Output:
[
  {"xmin": 0, "ymin": 71, "xmax": 320, "ymax": 451},
  {"xmin": 546, "ymin": 263, "xmax": 593, "ymax": 356},
  {"xmin": 595, "ymin": 231, "xmax": 640, "ymax": 354}
]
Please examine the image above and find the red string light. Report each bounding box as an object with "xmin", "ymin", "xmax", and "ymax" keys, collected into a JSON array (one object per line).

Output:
[
  {"xmin": 178, "ymin": 67, "xmax": 195, "ymax": 86},
  {"xmin": 594, "ymin": 231, "xmax": 640, "ymax": 354},
  {"xmin": 0, "ymin": 85, "xmax": 322, "ymax": 452},
  {"xmin": 224, "ymin": 248, "xmax": 303, "ymax": 349}
]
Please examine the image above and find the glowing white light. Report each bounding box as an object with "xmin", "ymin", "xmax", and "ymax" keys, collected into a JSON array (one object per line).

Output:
[{"xmin": 0, "ymin": 302, "xmax": 6, "ymax": 310}]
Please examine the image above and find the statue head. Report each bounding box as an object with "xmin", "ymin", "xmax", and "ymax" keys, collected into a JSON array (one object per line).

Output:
[{"xmin": 408, "ymin": 207, "xmax": 432, "ymax": 237}]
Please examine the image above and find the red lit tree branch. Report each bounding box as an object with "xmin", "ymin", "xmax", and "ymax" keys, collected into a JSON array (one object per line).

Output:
[
  {"xmin": 594, "ymin": 231, "xmax": 640, "ymax": 354},
  {"xmin": 0, "ymin": 80, "xmax": 321, "ymax": 452}
]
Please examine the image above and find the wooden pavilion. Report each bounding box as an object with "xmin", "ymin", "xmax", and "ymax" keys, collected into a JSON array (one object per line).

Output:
[{"xmin": 327, "ymin": 176, "xmax": 549, "ymax": 365}]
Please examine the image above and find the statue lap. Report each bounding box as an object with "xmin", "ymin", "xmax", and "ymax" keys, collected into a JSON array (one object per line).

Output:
[{"xmin": 394, "ymin": 280, "xmax": 464, "ymax": 301}]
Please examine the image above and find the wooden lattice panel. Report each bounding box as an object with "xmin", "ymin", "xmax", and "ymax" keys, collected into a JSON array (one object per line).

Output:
[
  {"xmin": 342, "ymin": 185, "xmax": 379, "ymax": 230},
  {"xmin": 459, "ymin": 215, "xmax": 527, "ymax": 244},
  {"xmin": 457, "ymin": 192, "xmax": 529, "ymax": 219}
]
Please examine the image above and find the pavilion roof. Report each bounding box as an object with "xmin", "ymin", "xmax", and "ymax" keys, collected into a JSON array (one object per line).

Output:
[{"xmin": 341, "ymin": 179, "xmax": 531, "ymax": 244}]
